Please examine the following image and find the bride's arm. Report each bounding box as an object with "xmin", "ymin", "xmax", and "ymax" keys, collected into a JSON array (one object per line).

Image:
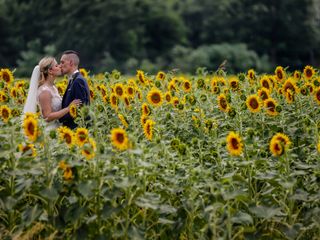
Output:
[{"xmin": 38, "ymin": 91, "xmax": 71, "ymax": 122}]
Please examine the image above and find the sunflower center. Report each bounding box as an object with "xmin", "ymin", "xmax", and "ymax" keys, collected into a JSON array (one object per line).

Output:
[
  {"xmin": 249, "ymin": 98, "xmax": 258, "ymax": 109},
  {"xmin": 316, "ymin": 91, "xmax": 320, "ymax": 101},
  {"xmin": 116, "ymin": 133, "xmax": 124, "ymax": 143},
  {"xmin": 64, "ymin": 134, "xmax": 72, "ymax": 144},
  {"xmin": 262, "ymin": 81, "xmax": 269, "ymax": 89},
  {"xmin": 3, "ymin": 73, "xmax": 10, "ymax": 83},
  {"xmin": 220, "ymin": 98, "xmax": 227, "ymax": 109},
  {"xmin": 116, "ymin": 87, "xmax": 123, "ymax": 96},
  {"xmin": 306, "ymin": 69, "xmax": 312, "ymax": 78},
  {"xmin": 2, "ymin": 109, "xmax": 9, "ymax": 118},
  {"xmin": 27, "ymin": 122, "xmax": 35, "ymax": 135},
  {"xmin": 151, "ymin": 93, "xmax": 161, "ymax": 103},
  {"xmin": 267, "ymin": 102, "xmax": 275, "ymax": 112},
  {"xmin": 277, "ymin": 71, "xmax": 283, "ymax": 79},
  {"xmin": 231, "ymin": 138, "xmax": 239, "ymax": 149}
]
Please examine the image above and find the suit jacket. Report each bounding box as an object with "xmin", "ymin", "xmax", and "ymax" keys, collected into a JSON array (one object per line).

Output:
[{"xmin": 59, "ymin": 72, "xmax": 90, "ymax": 129}]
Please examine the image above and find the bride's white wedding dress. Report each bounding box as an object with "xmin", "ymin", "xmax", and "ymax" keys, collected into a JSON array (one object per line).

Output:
[{"xmin": 37, "ymin": 85, "xmax": 62, "ymax": 131}]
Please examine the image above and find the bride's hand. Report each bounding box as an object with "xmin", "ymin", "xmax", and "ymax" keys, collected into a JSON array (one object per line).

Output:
[{"xmin": 70, "ymin": 99, "xmax": 82, "ymax": 107}]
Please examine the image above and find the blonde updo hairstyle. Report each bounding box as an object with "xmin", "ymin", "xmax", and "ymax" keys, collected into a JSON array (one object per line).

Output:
[{"xmin": 38, "ymin": 57, "xmax": 56, "ymax": 86}]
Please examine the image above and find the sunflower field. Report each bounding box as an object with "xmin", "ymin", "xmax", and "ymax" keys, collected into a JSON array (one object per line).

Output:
[{"xmin": 0, "ymin": 66, "xmax": 320, "ymax": 239}]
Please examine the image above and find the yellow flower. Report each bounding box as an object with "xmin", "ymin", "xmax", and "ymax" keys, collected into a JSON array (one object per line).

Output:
[
  {"xmin": 247, "ymin": 69, "xmax": 255, "ymax": 81},
  {"xmin": 269, "ymin": 139, "xmax": 284, "ymax": 157},
  {"xmin": 282, "ymin": 78, "xmax": 297, "ymax": 95},
  {"xmin": 257, "ymin": 88, "xmax": 270, "ymax": 101},
  {"xmin": 69, "ymin": 103, "xmax": 77, "ymax": 119},
  {"xmin": 79, "ymin": 68, "xmax": 89, "ymax": 79},
  {"xmin": 182, "ymin": 79, "xmax": 192, "ymax": 92},
  {"xmin": 63, "ymin": 167, "xmax": 73, "ymax": 181},
  {"xmin": 264, "ymin": 98, "xmax": 278, "ymax": 116},
  {"xmin": 171, "ymin": 96, "xmax": 179, "ymax": 107},
  {"xmin": 0, "ymin": 105, "xmax": 12, "ymax": 123},
  {"xmin": 141, "ymin": 103, "xmax": 151, "ymax": 116},
  {"xmin": 81, "ymin": 137, "xmax": 96, "ymax": 160},
  {"xmin": 59, "ymin": 160, "xmax": 68, "ymax": 170},
  {"xmin": 164, "ymin": 91, "xmax": 172, "ymax": 103},
  {"xmin": 156, "ymin": 71, "xmax": 166, "ymax": 81},
  {"xmin": 293, "ymin": 70, "xmax": 301, "ymax": 80},
  {"xmin": 18, "ymin": 143, "xmax": 36, "ymax": 157},
  {"xmin": 275, "ymin": 66, "xmax": 285, "ymax": 82},
  {"xmin": 58, "ymin": 127, "xmax": 75, "ymax": 147},
  {"xmin": 118, "ymin": 114, "xmax": 128, "ymax": 128},
  {"xmin": 226, "ymin": 131, "xmax": 243, "ymax": 156},
  {"xmin": 303, "ymin": 65, "xmax": 315, "ymax": 80},
  {"xmin": 317, "ymin": 142, "xmax": 320, "ymax": 153},
  {"xmin": 147, "ymin": 88, "xmax": 163, "ymax": 107},
  {"xmin": 75, "ymin": 128, "xmax": 89, "ymax": 146},
  {"xmin": 314, "ymin": 88, "xmax": 320, "ymax": 105},
  {"xmin": 137, "ymin": 70, "xmax": 146, "ymax": 85},
  {"xmin": 143, "ymin": 119, "xmax": 155, "ymax": 141},
  {"xmin": 22, "ymin": 114, "xmax": 39, "ymax": 142},
  {"xmin": 126, "ymin": 85, "xmax": 135, "ymax": 98},
  {"xmin": 228, "ymin": 77, "xmax": 239, "ymax": 91},
  {"xmin": 246, "ymin": 95, "xmax": 261, "ymax": 113},
  {"xmin": 114, "ymin": 83, "xmax": 125, "ymax": 98},
  {"xmin": 1, "ymin": 68, "xmax": 14, "ymax": 84},
  {"xmin": 110, "ymin": 93, "xmax": 118, "ymax": 109},
  {"xmin": 217, "ymin": 94, "xmax": 229, "ymax": 112},
  {"xmin": 260, "ymin": 76, "xmax": 272, "ymax": 90},
  {"xmin": 140, "ymin": 114, "xmax": 148, "ymax": 126},
  {"xmin": 110, "ymin": 128, "xmax": 129, "ymax": 150}
]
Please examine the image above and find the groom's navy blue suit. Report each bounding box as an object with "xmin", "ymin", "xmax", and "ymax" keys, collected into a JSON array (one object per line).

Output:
[{"xmin": 59, "ymin": 72, "xmax": 90, "ymax": 129}]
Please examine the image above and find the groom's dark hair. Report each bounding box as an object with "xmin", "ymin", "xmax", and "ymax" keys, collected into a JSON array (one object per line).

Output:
[{"xmin": 63, "ymin": 50, "xmax": 80, "ymax": 66}]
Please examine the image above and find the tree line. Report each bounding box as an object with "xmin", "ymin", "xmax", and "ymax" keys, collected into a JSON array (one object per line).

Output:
[{"xmin": 0, "ymin": 0, "xmax": 319, "ymax": 76}]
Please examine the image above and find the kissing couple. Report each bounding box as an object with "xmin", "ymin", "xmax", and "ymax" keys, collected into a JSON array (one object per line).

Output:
[{"xmin": 23, "ymin": 50, "xmax": 91, "ymax": 131}]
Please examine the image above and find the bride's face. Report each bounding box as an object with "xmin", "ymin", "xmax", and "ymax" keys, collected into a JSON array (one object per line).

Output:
[{"xmin": 48, "ymin": 61, "xmax": 62, "ymax": 77}]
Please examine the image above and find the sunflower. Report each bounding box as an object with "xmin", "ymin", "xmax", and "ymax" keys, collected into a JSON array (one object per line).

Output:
[
  {"xmin": 0, "ymin": 105, "xmax": 12, "ymax": 123},
  {"xmin": 217, "ymin": 93, "xmax": 229, "ymax": 112},
  {"xmin": 56, "ymin": 83, "xmax": 66, "ymax": 96},
  {"xmin": 58, "ymin": 127, "xmax": 75, "ymax": 148},
  {"xmin": 182, "ymin": 79, "xmax": 192, "ymax": 92},
  {"xmin": 118, "ymin": 114, "xmax": 128, "ymax": 128},
  {"xmin": 229, "ymin": 77, "xmax": 239, "ymax": 91},
  {"xmin": 172, "ymin": 96, "xmax": 180, "ymax": 107},
  {"xmin": 75, "ymin": 128, "xmax": 89, "ymax": 146},
  {"xmin": 247, "ymin": 69, "xmax": 255, "ymax": 81},
  {"xmin": 226, "ymin": 131, "xmax": 243, "ymax": 156},
  {"xmin": 293, "ymin": 70, "xmax": 301, "ymax": 80},
  {"xmin": 23, "ymin": 114, "xmax": 38, "ymax": 142},
  {"xmin": 1, "ymin": 69, "xmax": 14, "ymax": 84},
  {"xmin": 81, "ymin": 137, "xmax": 96, "ymax": 160},
  {"xmin": 89, "ymin": 86, "xmax": 95, "ymax": 100},
  {"xmin": 285, "ymin": 90, "xmax": 294, "ymax": 104},
  {"xmin": 110, "ymin": 128, "xmax": 129, "ymax": 150},
  {"xmin": 69, "ymin": 103, "xmax": 77, "ymax": 119},
  {"xmin": 164, "ymin": 91, "xmax": 172, "ymax": 103},
  {"xmin": 0, "ymin": 90, "xmax": 8, "ymax": 103},
  {"xmin": 156, "ymin": 71, "xmax": 166, "ymax": 81},
  {"xmin": 10, "ymin": 87, "xmax": 18, "ymax": 99},
  {"xmin": 257, "ymin": 88, "xmax": 270, "ymax": 101},
  {"xmin": 264, "ymin": 98, "xmax": 278, "ymax": 116},
  {"xmin": 123, "ymin": 95, "xmax": 131, "ymax": 108},
  {"xmin": 114, "ymin": 83, "xmax": 125, "ymax": 98},
  {"xmin": 282, "ymin": 78, "xmax": 297, "ymax": 94},
  {"xmin": 246, "ymin": 95, "xmax": 261, "ymax": 113},
  {"xmin": 168, "ymin": 80, "xmax": 177, "ymax": 91},
  {"xmin": 147, "ymin": 88, "xmax": 163, "ymax": 107},
  {"xmin": 143, "ymin": 119, "xmax": 155, "ymax": 141},
  {"xmin": 141, "ymin": 103, "xmax": 151, "ymax": 116},
  {"xmin": 110, "ymin": 93, "xmax": 118, "ymax": 109},
  {"xmin": 317, "ymin": 141, "xmax": 320, "ymax": 153},
  {"xmin": 137, "ymin": 70, "xmax": 146, "ymax": 85},
  {"xmin": 303, "ymin": 65, "xmax": 315, "ymax": 80},
  {"xmin": 273, "ymin": 132, "xmax": 291, "ymax": 147},
  {"xmin": 63, "ymin": 166, "xmax": 73, "ymax": 181},
  {"xmin": 99, "ymin": 84, "xmax": 108, "ymax": 97},
  {"xmin": 18, "ymin": 143, "xmax": 36, "ymax": 157},
  {"xmin": 140, "ymin": 114, "xmax": 148, "ymax": 126},
  {"xmin": 79, "ymin": 68, "xmax": 89, "ymax": 79},
  {"xmin": 269, "ymin": 139, "xmax": 284, "ymax": 157},
  {"xmin": 275, "ymin": 66, "xmax": 285, "ymax": 82},
  {"xmin": 260, "ymin": 76, "xmax": 272, "ymax": 90},
  {"xmin": 126, "ymin": 85, "xmax": 135, "ymax": 98},
  {"xmin": 58, "ymin": 160, "xmax": 68, "ymax": 170},
  {"xmin": 314, "ymin": 88, "xmax": 320, "ymax": 105}
]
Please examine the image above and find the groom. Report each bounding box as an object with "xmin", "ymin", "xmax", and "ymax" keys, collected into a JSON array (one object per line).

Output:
[{"xmin": 59, "ymin": 50, "xmax": 90, "ymax": 129}]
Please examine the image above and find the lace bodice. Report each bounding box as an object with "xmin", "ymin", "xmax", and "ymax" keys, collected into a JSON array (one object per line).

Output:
[
  {"xmin": 37, "ymin": 84, "xmax": 62, "ymax": 131},
  {"xmin": 37, "ymin": 85, "xmax": 62, "ymax": 112}
]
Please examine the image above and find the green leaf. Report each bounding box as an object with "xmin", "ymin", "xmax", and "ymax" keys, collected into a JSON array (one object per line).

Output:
[
  {"xmin": 21, "ymin": 204, "xmax": 42, "ymax": 227},
  {"xmin": 77, "ymin": 181, "xmax": 95, "ymax": 199},
  {"xmin": 40, "ymin": 187, "xmax": 59, "ymax": 201},
  {"xmin": 231, "ymin": 211, "xmax": 253, "ymax": 225},
  {"xmin": 249, "ymin": 205, "xmax": 284, "ymax": 219}
]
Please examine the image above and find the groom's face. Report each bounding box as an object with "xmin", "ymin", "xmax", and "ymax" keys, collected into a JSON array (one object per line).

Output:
[{"xmin": 60, "ymin": 54, "xmax": 72, "ymax": 75}]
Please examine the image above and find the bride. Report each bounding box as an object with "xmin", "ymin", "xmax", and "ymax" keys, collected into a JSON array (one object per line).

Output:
[{"xmin": 23, "ymin": 56, "xmax": 81, "ymax": 130}]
